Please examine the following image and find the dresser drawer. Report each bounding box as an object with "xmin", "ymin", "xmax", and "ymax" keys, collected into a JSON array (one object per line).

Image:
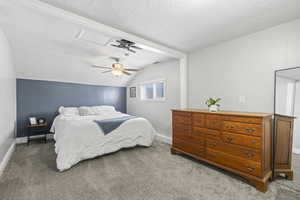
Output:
[
  {"xmin": 191, "ymin": 127, "xmax": 206, "ymax": 140},
  {"xmin": 204, "ymin": 128, "xmax": 221, "ymax": 141},
  {"xmin": 223, "ymin": 121, "xmax": 262, "ymax": 137},
  {"xmin": 173, "ymin": 138, "xmax": 205, "ymax": 157},
  {"xmin": 222, "ymin": 132, "xmax": 261, "ymax": 149},
  {"xmin": 173, "ymin": 115, "xmax": 192, "ymax": 125},
  {"xmin": 206, "ymin": 114, "xmax": 222, "ymax": 130},
  {"xmin": 206, "ymin": 148, "xmax": 262, "ymax": 177},
  {"xmin": 206, "ymin": 139, "xmax": 261, "ymax": 162},
  {"xmin": 173, "ymin": 125, "xmax": 191, "ymax": 140},
  {"xmin": 193, "ymin": 113, "xmax": 205, "ymax": 127},
  {"xmin": 223, "ymin": 116, "xmax": 262, "ymax": 124},
  {"xmin": 173, "ymin": 111, "xmax": 191, "ymax": 117},
  {"xmin": 174, "ymin": 123, "xmax": 191, "ymax": 131}
]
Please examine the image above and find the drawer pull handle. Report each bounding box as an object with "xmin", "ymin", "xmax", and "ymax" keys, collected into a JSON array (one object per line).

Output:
[
  {"xmin": 245, "ymin": 165, "xmax": 255, "ymax": 171},
  {"xmin": 208, "ymin": 143, "xmax": 217, "ymax": 147},
  {"xmin": 245, "ymin": 128, "xmax": 256, "ymax": 133},
  {"xmin": 244, "ymin": 151, "xmax": 255, "ymax": 158},
  {"xmin": 207, "ymin": 133, "xmax": 217, "ymax": 137},
  {"xmin": 225, "ymin": 136, "xmax": 234, "ymax": 143},
  {"xmin": 225, "ymin": 125, "xmax": 235, "ymax": 129},
  {"xmin": 251, "ymin": 139, "xmax": 257, "ymax": 144}
]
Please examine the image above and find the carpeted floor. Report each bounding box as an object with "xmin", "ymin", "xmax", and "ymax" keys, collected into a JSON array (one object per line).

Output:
[{"xmin": 0, "ymin": 140, "xmax": 300, "ymax": 200}]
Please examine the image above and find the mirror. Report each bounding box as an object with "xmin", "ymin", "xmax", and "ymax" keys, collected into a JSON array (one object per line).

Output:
[{"xmin": 273, "ymin": 67, "xmax": 300, "ymax": 179}]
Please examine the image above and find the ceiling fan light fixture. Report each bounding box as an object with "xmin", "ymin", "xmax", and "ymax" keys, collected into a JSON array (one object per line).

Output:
[
  {"xmin": 113, "ymin": 63, "xmax": 123, "ymax": 69},
  {"xmin": 112, "ymin": 69, "xmax": 123, "ymax": 76}
]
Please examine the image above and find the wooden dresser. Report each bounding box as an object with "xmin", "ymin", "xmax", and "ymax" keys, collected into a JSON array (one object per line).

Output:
[{"xmin": 171, "ymin": 109, "xmax": 273, "ymax": 192}]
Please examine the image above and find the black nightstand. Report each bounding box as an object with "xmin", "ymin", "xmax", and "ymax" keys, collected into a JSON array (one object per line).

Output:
[{"xmin": 27, "ymin": 123, "xmax": 49, "ymax": 145}]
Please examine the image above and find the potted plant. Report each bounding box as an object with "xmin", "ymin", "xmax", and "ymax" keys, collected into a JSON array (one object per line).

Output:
[{"xmin": 205, "ymin": 98, "xmax": 221, "ymax": 112}]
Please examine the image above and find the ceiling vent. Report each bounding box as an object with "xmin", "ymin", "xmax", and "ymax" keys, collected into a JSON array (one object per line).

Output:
[{"xmin": 75, "ymin": 29, "xmax": 111, "ymax": 46}]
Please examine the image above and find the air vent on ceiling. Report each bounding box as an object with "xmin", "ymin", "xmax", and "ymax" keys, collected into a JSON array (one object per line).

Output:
[{"xmin": 75, "ymin": 29, "xmax": 111, "ymax": 46}]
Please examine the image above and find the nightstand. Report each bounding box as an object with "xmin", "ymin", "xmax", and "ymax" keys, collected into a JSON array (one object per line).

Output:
[{"xmin": 27, "ymin": 123, "xmax": 49, "ymax": 145}]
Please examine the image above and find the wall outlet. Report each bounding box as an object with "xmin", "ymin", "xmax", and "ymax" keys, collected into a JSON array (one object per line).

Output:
[{"xmin": 239, "ymin": 96, "xmax": 246, "ymax": 104}]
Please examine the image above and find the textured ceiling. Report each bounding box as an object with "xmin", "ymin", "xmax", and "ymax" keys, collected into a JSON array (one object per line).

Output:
[
  {"xmin": 0, "ymin": 1, "xmax": 173, "ymax": 87},
  {"xmin": 39, "ymin": 0, "xmax": 300, "ymax": 52}
]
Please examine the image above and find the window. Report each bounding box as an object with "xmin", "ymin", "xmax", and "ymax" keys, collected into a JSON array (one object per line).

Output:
[{"xmin": 140, "ymin": 80, "xmax": 165, "ymax": 101}]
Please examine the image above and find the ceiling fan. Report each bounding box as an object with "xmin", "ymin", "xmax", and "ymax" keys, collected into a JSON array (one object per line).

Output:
[
  {"xmin": 92, "ymin": 57, "xmax": 140, "ymax": 76},
  {"xmin": 111, "ymin": 39, "xmax": 142, "ymax": 53}
]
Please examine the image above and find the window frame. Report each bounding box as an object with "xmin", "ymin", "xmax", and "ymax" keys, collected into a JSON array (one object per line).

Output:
[{"xmin": 139, "ymin": 79, "xmax": 166, "ymax": 102}]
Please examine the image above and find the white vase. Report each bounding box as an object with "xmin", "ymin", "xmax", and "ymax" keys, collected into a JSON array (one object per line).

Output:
[{"xmin": 208, "ymin": 105, "xmax": 219, "ymax": 112}]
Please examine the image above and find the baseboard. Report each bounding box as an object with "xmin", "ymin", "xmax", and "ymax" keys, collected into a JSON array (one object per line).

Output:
[
  {"xmin": 0, "ymin": 141, "xmax": 15, "ymax": 178},
  {"xmin": 16, "ymin": 134, "xmax": 54, "ymax": 144},
  {"xmin": 293, "ymin": 148, "xmax": 300, "ymax": 155},
  {"xmin": 156, "ymin": 133, "xmax": 172, "ymax": 144}
]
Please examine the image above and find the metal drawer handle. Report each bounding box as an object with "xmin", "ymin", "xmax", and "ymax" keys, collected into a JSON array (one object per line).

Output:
[
  {"xmin": 245, "ymin": 127, "xmax": 256, "ymax": 133},
  {"xmin": 207, "ymin": 133, "xmax": 217, "ymax": 137},
  {"xmin": 245, "ymin": 165, "xmax": 255, "ymax": 171},
  {"xmin": 244, "ymin": 151, "xmax": 255, "ymax": 158},
  {"xmin": 225, "ymin": 136, "xmax": 234, "ymax": 142},
  {"xmin": 208, "ymin": 142, "xmax": 217, "ymax": 147},
  {"xmin": 225, "ymin": 125, "xmax": 235, "ymax": 129},
  {"xmin": 251, "ymin": 139, "xmax": 257, "ymax": 144}
]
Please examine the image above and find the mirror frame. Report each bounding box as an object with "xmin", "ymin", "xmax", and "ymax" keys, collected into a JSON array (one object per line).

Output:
[{"xmin": 273, "ymin": 66, "xmax": 300, "ymax": 177}]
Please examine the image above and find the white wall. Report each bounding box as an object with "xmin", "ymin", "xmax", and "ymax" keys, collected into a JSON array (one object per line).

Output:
[
  {"xmin": 294, "ymin": 81, "xmax": 300, "ymax": 152},
  {"xmin": 127, "ymin": 60, "xmax": 180, "ymax": 138},
  {"xmin": 275, "ymin": 76, "xmax": 296, "ymax": 116},
  {"xmin": 188, "ymin": 19, "xmax": 300, "ymax": 113},
  {"xmin": 0, "ymin": 28, "xmax": 16, "ymax": 163}
]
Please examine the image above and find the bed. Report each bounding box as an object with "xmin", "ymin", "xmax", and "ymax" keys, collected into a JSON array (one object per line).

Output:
[{"xmin": 50, "ymin": 106, "xmax": 156, "ymax": 171}]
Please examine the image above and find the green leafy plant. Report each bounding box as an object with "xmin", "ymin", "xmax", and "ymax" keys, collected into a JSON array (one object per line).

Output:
[{"xmin": 205, "ymin": 98, "xmax": 221, "ymax": 107}]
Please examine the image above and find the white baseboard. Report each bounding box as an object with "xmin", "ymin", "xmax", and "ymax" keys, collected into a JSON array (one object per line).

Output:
[
  {"xmin": 293, "ymin": 148, "xmax": 300, "ymax": 155},
  {"xmin": 16, "ymin": 134, "xmax": 54, "ymax": 144},
  {"xmin": 156, "ymin": 133, "xmax": 172, "ymax": 144},
  {"xmin": 15, "ymin": 137, "xmax": 27, "ymax": 144},
  {"xmin": 0, "ymin": 141, "xmax": 15, "ymax": 178}
]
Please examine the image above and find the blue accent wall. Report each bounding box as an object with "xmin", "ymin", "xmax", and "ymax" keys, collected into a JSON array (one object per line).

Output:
[{"xmin": 16, "ymin": 79, "xmax": 127, "ymax": 137}]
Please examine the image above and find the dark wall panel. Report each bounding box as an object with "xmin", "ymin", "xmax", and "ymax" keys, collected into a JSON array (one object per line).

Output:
[{"xmin": 17, "ymin": 79, "xmax": 127, "ymax": 137}]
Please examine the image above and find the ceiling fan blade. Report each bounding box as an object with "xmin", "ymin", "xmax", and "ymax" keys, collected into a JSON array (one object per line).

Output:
[
  {"xmin": 102, "ymin": 70, "xmax": 112, "ymax": 73},
  {"xmin": 127, "ymin": 49, "xmax": 136, "ymax": 53},
  {"xmin": 124, "ymin": 68, "xmax": 140, "ymax": 71},
  {"xmin": 111, "ymin": 44, "xmax": 121, "ymax": 48},
  {"xmin": 92, "ymin": 65, "xmax": 111, "ymax": 69},
  {"xmin": 122, "ymin": 71, "xmax": 131, "ymax": 76},
  {"xmin": 109, "ymin": 57, "xmax": 120, "ymax": 62},
  {"xmin": 131, "ymin": 45, "xmax": 142, "ymax": 50}
]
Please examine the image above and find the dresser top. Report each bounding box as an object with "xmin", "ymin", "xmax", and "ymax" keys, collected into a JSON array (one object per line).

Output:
[{"xmin": 172, "ymin": 109, "xmax": 272, "ymax": 118}]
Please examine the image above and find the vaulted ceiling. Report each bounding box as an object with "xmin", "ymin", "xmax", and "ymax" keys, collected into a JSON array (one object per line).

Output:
[
  {"xmin": 0, "ymin": 0, "xmax": 175, "ymax": 87},
  {"xmin": 1, "ymin": 0, "xmax": 300, "ymax": 86},
  {"xmin": 39, "ymin": 0, "xmax": 300, "ymax": 52}
]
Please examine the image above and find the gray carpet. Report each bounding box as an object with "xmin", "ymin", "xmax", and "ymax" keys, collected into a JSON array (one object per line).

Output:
[{"xmin": 0, "ymin": 140, "xmax": 300, "ymax": 200}]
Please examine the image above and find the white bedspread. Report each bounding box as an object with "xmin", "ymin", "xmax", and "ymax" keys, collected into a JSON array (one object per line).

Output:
[{"xmin": 51, "ymin": 112, "xmax": 156, "ymax": 171}]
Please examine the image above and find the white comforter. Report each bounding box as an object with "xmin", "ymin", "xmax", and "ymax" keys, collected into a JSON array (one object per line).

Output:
[{"xmin": 51, "ymin": 112, "xmax": 156, "ymax": 171}]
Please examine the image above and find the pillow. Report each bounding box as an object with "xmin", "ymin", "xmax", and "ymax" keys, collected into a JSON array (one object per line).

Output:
[
  {"xmin": 93, "ymin": 106, "xmax": 116, "ymax": 115},
  {"xmin": 58, "ymin": 106, "xmax": 79, "ymax": 116},
  {"xmin": 78, "ymin": 106, "xmax": 96, "ymax": 116}
]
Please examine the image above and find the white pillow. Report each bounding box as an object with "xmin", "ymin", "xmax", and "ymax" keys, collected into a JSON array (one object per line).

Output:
[
  {"xmin": 93, "ymin": 106, "xmax": 116, "ymax": 115},
  {"xmin": 58, "ymin": 106, "xmax": 79, "ymax": 116},
  {"xmin": 78, "ymin": 106, "xmax": 96, "ymax": 116}
]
